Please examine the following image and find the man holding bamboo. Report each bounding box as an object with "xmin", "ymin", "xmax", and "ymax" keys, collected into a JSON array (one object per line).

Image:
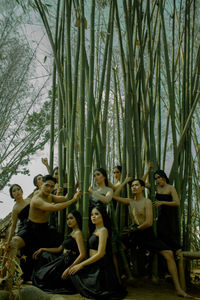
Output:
[
  {"xmin": 2, "ymin": 174, "xmax": 81, "ymax": 283},
  {"xmin": 113, "ymin": 178, "xmax": 191, "ymax": 298}
]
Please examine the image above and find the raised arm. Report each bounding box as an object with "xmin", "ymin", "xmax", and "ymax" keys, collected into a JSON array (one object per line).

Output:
[
  {"xmin": 68, "ymin": 228, "xmax": 108, "ymax": 275},
  {"xmin": 52, "ymin": 191, "xmax": 68, "ymax": 203},
  {"xmin": 41, "ymin": 157, "xmax": 50, "ymax": 173},
  {"xmin": 33, "ymin": 191, "xmax": 81, "ymax": 212},
  {"xmin": 112, "ymin": 194, "xmax": 130, "ymax": 205},
  {"xmin": 61, "ymin": 231, "xmax": 86, "ymax": 279},
  {"xmin": 141, "ymin": 162, "xmax": 153, "ymax": 189},
  {"xmin": 114, "ymin": 176, "xmax": 133, "ymax": 196}
]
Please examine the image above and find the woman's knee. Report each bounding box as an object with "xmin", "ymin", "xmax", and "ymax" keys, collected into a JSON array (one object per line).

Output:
[{"xmin": 10, "ymin": 236, "xmax": 25, "ymax": 249}]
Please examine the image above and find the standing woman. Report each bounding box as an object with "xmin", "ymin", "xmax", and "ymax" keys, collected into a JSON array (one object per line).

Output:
[
  {"xmin": 68, "ymin": 204, "xmax": 127, "ymax": 299},
  {"xmin": 32, "ymin": 210, "xmax": 85, "ymax": 294},
  {"xmin": 7, "ymin": 184, "xmax": 30, "ymax": 244},
  {"xmin": 89, "ymin": 168, "xmax": 113, "ymax": 208},
  {"xmin": 108, "ymin": 165, "xmax": 122, "ymax": 191},
  {"xmin": 6, "ymin": 184, "xmax": 31, "ymax": 280},
  {"xmin": 153, "ymin": 170, "xmax": 181, "ymax": 251}
]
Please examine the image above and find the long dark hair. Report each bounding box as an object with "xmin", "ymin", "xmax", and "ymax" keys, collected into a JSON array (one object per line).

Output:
[
  {"xmin": 9, "ymin": 184, "xmax": 23, "ymax": 199},
  {"xmin": 113, "ymin": 165, "xmax": 122, "ymax": 173},
  {"xmin": 67, "ymin": 210, "xmax": 82, "ymax": 234},
  {"xmin": 154, "ymin": 170, "xmax": 170, "ymax": 184},
  {"xmin": 33, "ymin": 174, "xmax": 43, "ymax": 189},
  {"xmin": 94, "ymin": 168, "xmax": 109, "ymax": 186},
  {"xmin": 89, "ymin": 203, "xmax": 112, "ymax": 254}
]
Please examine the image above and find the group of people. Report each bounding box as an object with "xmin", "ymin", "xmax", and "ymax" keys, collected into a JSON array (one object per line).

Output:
[{"xmin": 2, "ymin": 161, "xmax": 192, "ymax": 298}]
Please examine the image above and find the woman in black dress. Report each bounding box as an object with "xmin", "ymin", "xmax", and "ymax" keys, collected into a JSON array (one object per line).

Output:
[
  {"xmin": 89, "ymin": 168, "xmax": 113, "ymax": 210},
  {"xmin": 7, "ymin": 184, "xmax": 30, "ymax": 244},
  {"xmin": 32, "ymin": 210, "xmax": 85, "ymax": 294},
  {"xmin": 68, "ymin": 203, "xmax": 127, "ymax": 300},
  {"xmin": 153, "ymin": 170, "xmax": 180, "ymax": 251}
]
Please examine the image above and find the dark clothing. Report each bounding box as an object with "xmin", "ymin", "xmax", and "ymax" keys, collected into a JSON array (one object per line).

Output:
[
  {"xmin": 32, "ymin": 236, "xmax": 78, "ymax": 294},
  {"xmin": 17, "ymin": 204, "xmax": 30, "ymax": 233},
  {"xmin": 122, "ymin": 226, "xmax": 171, "ymax": 252},
  {"xmin": 17, "ymin": 220, "xmax": 62, "ymax": 255},
  {"xmin": 156, "ymin": 193, "xmax": 180, "ymax": 250},
  {"xmin": 70, "ymin": 234, "xmax": 127, "ymax": 300}
]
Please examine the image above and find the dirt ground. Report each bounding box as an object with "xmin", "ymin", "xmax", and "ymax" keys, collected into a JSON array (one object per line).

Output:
[{"xmin": 20, "ymin": 278, "xmax": 200, "ymax": 300}]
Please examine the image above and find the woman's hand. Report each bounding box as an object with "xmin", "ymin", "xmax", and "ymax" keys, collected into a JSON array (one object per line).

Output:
[
  {"xmin": 32, "ymin": 248, "xmax": 43, "ymax": 260},
  {"xmin": 68, "ymin": 263, "xmax": 83, "ymax": 275},
  {"xmin": 41, "ymin": 157, "xmax": 48, "ymax": 166},
  {"xmin": 61, "ymin": 267, "xmax": 71, "ymax": 279},
  {"xmin": 124, "ymin": 176, "xmax": 133, "ymax": 184},
  {"xmin": 88, "ymin": 185, "xmax": 93, "ymax": 193},
  {"xmin": 153, "ymin": 201, "xmax": 163, "ymax": 207}
]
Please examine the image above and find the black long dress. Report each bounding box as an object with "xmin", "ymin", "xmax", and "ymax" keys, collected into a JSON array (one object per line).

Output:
[
  {"xmin": 17, "ymin": 204, "xmax": 30, "ymax": 233},
  {"xmin": 16, "ymin": 204, "xmax": 34, "ymax": 281},
  {"xmin": 156, "ymin": 193, "xmax": 180, "ymax": 251},
  {"xmin": 32, "ymin": 236, "xmax": 78, "ymax": 294},
  {"xmin": 70, "ymin": 234, "xmax": 127, "ymax": 300}
]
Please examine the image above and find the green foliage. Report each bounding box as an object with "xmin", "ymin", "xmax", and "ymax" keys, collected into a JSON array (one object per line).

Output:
[{"xmin": 0, "ymin": 0, "xmax": 52, "ymax": 190}]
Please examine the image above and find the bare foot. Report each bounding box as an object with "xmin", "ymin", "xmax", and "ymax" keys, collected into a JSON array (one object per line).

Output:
[{"xmin": 177, "ymin": 289, "xmax": 193, "ymax": 298}]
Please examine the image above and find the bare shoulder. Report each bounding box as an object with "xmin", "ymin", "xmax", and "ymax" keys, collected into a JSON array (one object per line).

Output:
[
  {"xmin": 73, "ymin": 229, "xmax": 83, "ymax": 239},
  {"xmin": 99, "ymin": 227, "xmax": 108, "ymax": 235},
  {"xmin": 168, "ymin": 184, "xmax": 175, "ymax": 192},
  {"xmin": 25, "ymin": 198, "xmax": 31, "ymax": 204}
]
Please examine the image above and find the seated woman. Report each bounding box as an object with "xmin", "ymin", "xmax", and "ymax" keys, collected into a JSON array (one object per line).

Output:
[
  {"xmin": 89, "ymin": 168, "xmax": 113, "ymax": 209},
  {"xmin": 67, "ymin": 204, "xmax": 127, "ymax": 299},
  {"xmin": 32, "ymin": 210, "xmax": 85, "ymax": 294}
]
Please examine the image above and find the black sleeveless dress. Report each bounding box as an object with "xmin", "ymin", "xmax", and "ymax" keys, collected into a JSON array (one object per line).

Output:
[
  {"xmin": 32, "ymin": 236, "xmax": 78, "ymax": 294},
  {"xmin": 17, "ymin": 204, "xmax": 30, "ymax": 234},
  {"xmin": 70, "ymin": 234, "xmax": 127, "ymax": 300},
  {"xmin": 156, "ymin": 193, "xmax": 180, "ymax": 250}
]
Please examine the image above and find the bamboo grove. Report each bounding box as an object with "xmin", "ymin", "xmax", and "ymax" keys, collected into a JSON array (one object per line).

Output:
[{"xmin": 17, "ymin": 0, "xmax": 200, "ymax": 254}]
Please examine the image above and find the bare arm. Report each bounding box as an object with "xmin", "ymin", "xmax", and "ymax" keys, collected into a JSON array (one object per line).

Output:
[
  {"xmin": 137, "ymin": 199, "xmax": 153, "ymax": 230},
  {"xmin": 112, "ymin": 194, "xmax": 131, "ymax": 205},
  {"xmin": 32, "ymin": 191, "xmax": 80, "ymax": 212},
  {"xmin": 52, "ymin": 192, "xmax": 68, "ymax": 203},
  {"xmin": 141, "ymin": 162, "xmax": 152, "ymax": 189},
  {"xmin": 153, "ymin": 186, "xmax": 180, "ymax": 207},
  {"xmin": 61, "ymin": 231, "xmax": 86, "ymax": 279},
  {"xmin": 68, "ymin": 228, "xmax": 108, "ymax": 275},
  {"xmin": 41, "ymin": 157, "xmax": 50, "ymax": 173},
  {"xmin": 108, "ymin": 180, "xmax": 118, "ymax": 191},
  {"xmin": 7, "ymin": 209, "xmax": 18, "ymax": 243},
  {"xmin": 114, "ymin": 176, "xmax": 133, "ymax": 196},
  {"xmin": 32, "ymin": 245, "xmax": 63, "ymax": 259},
  {"xmin": 92, "ymin": 189, "xmax": 113, "ymax": 204}
]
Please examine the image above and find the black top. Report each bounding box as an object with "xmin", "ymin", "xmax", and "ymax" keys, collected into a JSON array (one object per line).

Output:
[
  {"xmin": 62, "ymin": 236, "xmax": 79, "ymax": 253},
  {"xmin": 89, "ymin": 234, "xmax": 99, "ymax": 250},
  {"xmin": 156, "ymin": 193, "xmax": 180, "ymax": 250},
  {"xmin": 18, "ymin": 204, "xmax": 30, "ymax": 223}
]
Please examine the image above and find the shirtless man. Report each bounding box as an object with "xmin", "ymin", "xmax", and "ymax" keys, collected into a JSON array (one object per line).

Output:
[
  {"xmin": 113, "ymin": 179, "xmax": 191, "ymax": 298},
  {"xmin": 5, "ymin": 174, "xmax": 81, "ymax": 280}
]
